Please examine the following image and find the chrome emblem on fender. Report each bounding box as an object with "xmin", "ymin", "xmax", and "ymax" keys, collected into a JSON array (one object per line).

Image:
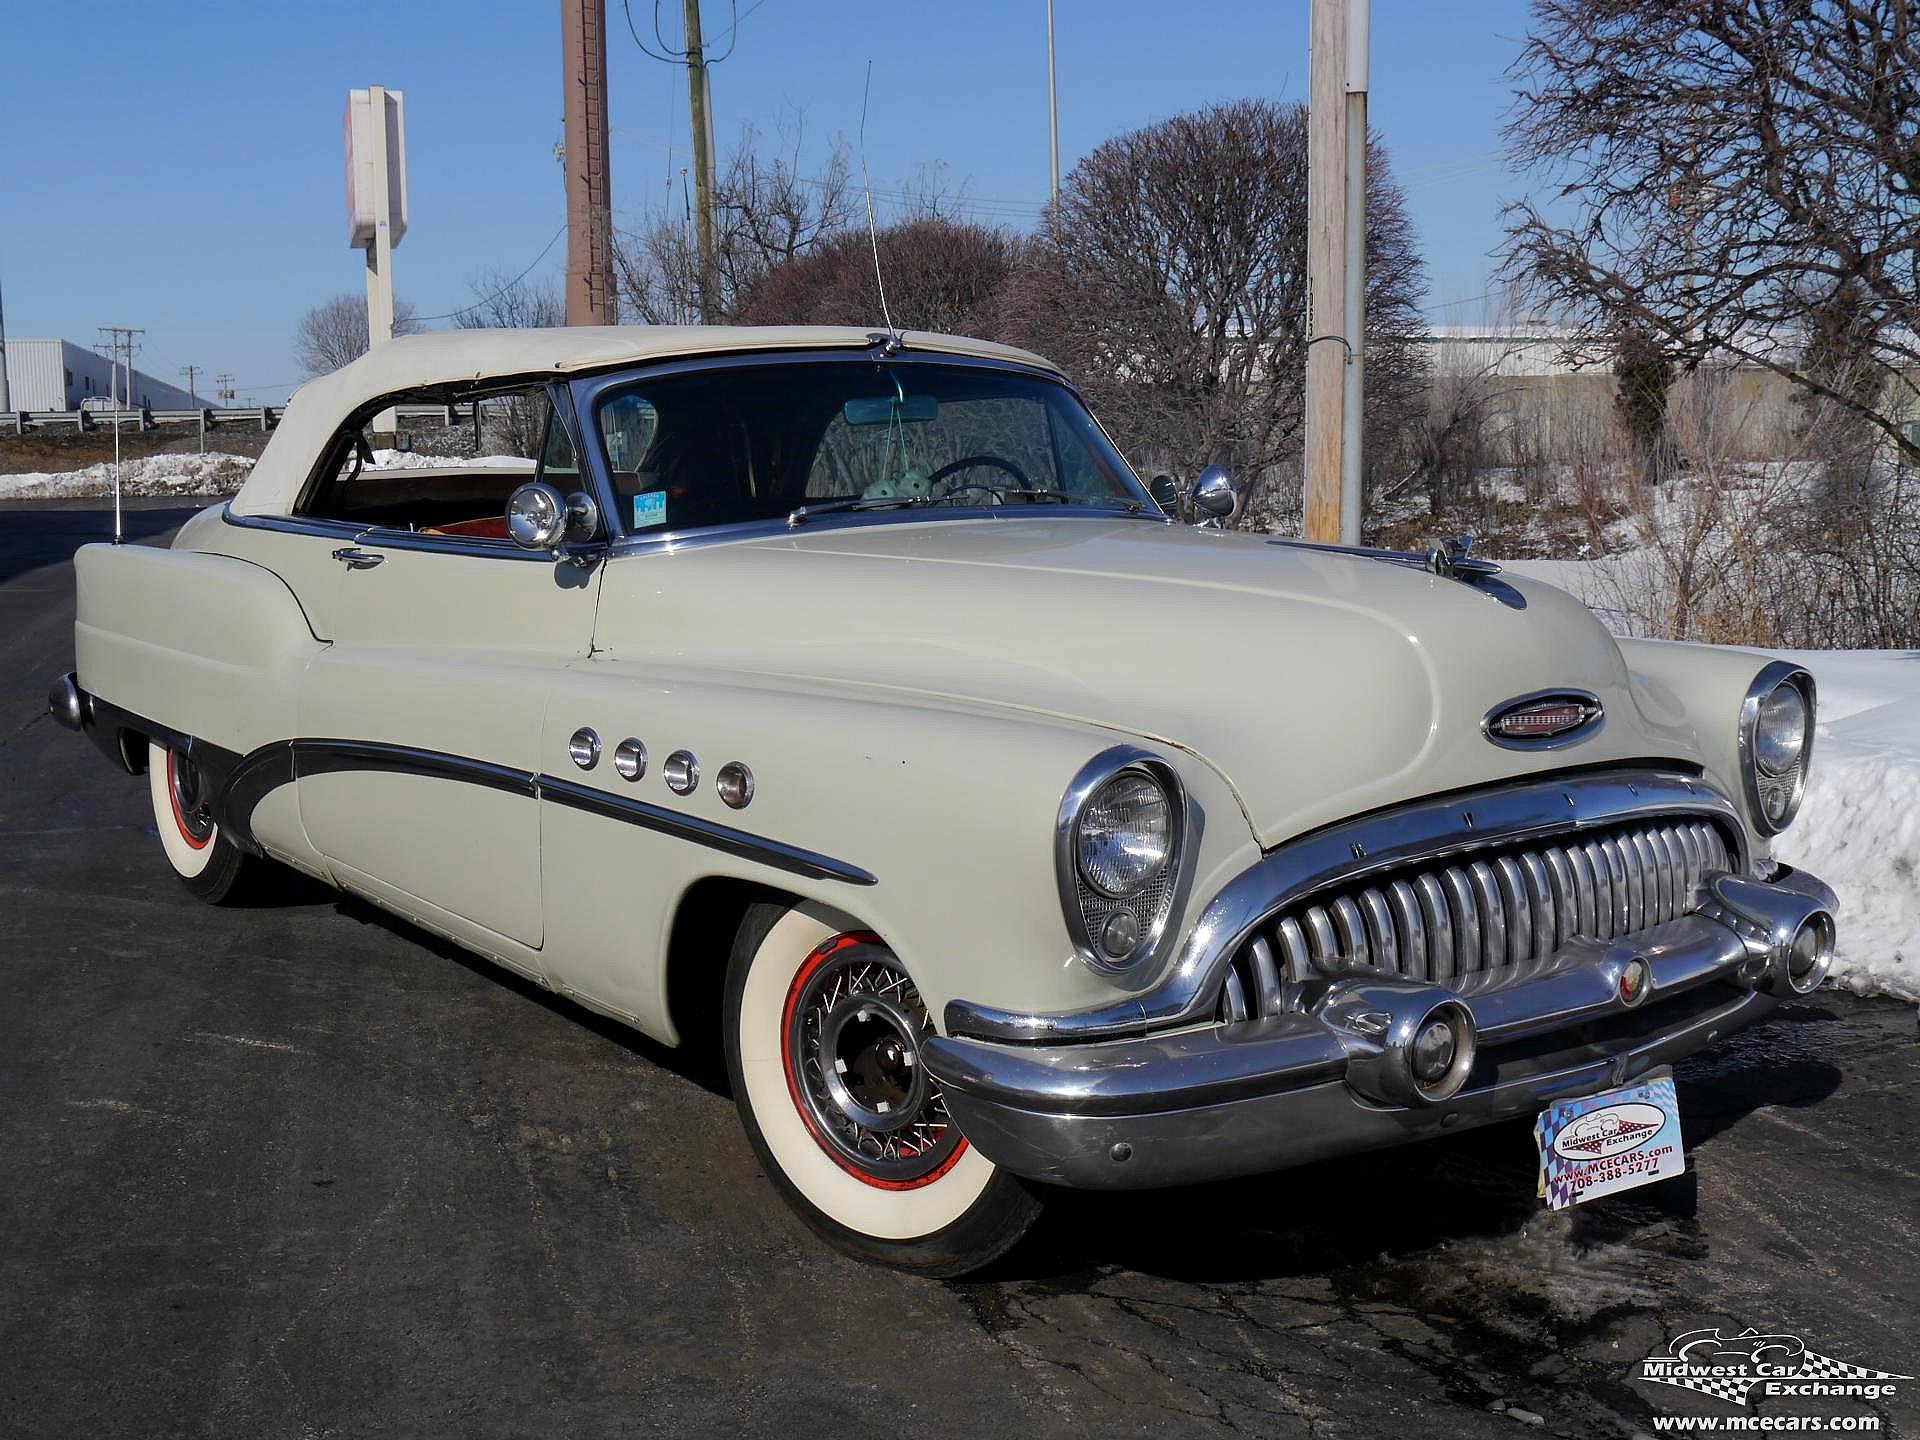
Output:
[{"xmin": 1484, "ymin": 691, "xmax": 1603, "ymax": 748}]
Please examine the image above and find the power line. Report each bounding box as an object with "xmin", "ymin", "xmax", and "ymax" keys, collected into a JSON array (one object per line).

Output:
[{"xmin": 413, "ymin": 221, "xmax": 570, "ymax": 323}]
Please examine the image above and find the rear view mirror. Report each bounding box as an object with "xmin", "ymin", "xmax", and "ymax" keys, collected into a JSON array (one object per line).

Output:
[
  {"xmin": 1148, "ymin": 474, "xmax": 1180, "ymax": 515},
  {"xmin": 1191, "ymin": 466, "xmax": 1237, "ymax": 520},
  {"xmin": 844, "ymin": 393, "xmax": 939, "ymax": 426}
]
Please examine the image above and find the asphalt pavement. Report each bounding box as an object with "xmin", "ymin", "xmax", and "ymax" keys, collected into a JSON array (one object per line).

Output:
[{"xmin": 2, "ymin": 500, "xmax": 1916, "ymax": 1439}]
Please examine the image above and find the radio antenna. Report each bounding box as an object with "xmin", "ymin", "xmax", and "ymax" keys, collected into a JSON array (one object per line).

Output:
[{"xmin": 858, "ymin": 61, "xmax": 900, "ymax": 350}]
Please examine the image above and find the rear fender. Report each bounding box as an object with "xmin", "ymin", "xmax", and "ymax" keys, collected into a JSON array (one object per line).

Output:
[{"xmin": 73, "ymin": 542, "xmax": 322, "ymax": 766}]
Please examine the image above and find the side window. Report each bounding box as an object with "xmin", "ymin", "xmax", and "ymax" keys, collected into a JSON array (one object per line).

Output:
[{"xmin": 299, "ymin": 386, "xmax": 560, "ymax": 540}]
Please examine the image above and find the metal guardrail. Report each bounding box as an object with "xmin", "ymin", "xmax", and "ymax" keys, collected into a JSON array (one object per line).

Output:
[{"xmin": 7, "ymin": 402, "xmax": 479, "ymax": 437}]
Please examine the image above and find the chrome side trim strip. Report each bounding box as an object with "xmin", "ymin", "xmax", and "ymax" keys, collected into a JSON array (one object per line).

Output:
[
  {"xmin": 63, "ymin": 690, "xmax": 875, "ymax": 889},
  {"xmin": 535, "ymin": 773, "xmax": 876, "ymax": 885},
  {"xmin": 220, "ymin": 504, "xmax": 559, "ymax": 563},
  {"xmin": 945, "ymin": 767, "xmax": 1745, "ymax": 1044}
]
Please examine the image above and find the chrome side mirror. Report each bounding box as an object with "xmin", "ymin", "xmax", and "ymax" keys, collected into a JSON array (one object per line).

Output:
[
  {"xmin": 1191, "ymin": 465, "xmax": 1236, "ymax": 521},
  {"xmin": 507, "ymin": 481, "xmax": 600, "ymax": 552}
]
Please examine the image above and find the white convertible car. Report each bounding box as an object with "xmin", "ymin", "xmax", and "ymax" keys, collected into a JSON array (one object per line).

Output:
[{"xmin": 53, "ymin": 326, "xmax": 1836, "ymax": 1274}]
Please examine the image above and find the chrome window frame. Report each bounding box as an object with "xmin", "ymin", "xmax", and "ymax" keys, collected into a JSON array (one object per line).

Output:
[
  {"xmin": 564, "ymin": 349, "xmax": 1167, "ymax": 557},
  {"xmin": 237, "ymin": 375, "xmax": 611, "ymax": 565},
  {"xmin": 1738, "ymin": 660, "xmax": 1816, "ymax": 836}
]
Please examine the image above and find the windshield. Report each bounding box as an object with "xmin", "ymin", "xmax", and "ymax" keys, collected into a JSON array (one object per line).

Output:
[{"xmin": 590, "ymin": 360, "xmax": 1150, "ymax": 535}]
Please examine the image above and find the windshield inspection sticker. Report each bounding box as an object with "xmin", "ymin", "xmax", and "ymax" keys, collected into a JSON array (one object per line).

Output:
[
  {"xmin": 1534, "ymin": 1068, "xmax": 1683, "ymax": 1209},
  {"xmin": 632, "ymin": 491, "xmax": 668, "ymax": 530},
  {"xmin": 1637, "ymin": 1326, "xmax": 1911, "ymax": 1409}
]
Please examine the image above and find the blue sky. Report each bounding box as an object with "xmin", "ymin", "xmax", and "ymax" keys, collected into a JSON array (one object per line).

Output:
[{"xmin": 0, "ymin": 0, "xmax": 1536, "ymax": 402}]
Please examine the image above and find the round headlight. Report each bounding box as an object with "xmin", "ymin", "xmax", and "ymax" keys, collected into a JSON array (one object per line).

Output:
[
  {"xmin": 1075, "ymin": 770, "xmax": 1172, "ymax": 896},
  {"xmin": 1754, "ymin": 683, "xmax": 1808, "ymax": 776}
]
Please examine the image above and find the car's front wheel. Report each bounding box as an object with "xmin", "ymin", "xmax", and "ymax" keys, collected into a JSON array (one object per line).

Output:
[
  {"xmin": 147, "ymin": 740, "xmax": 262, "ymax": 904},
  {"xmin": 724, "ymin": 900, "xmax": 1042, "ymax": 1276}
]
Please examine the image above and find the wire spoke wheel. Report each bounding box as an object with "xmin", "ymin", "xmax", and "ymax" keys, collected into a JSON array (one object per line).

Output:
[
  {"xmin": 166, "ymin": 749, "xmax": 216, "ymax": 849},
  {"xmin": 781, "ymin": 937, "xmax": 966, "ymax": 1188}
]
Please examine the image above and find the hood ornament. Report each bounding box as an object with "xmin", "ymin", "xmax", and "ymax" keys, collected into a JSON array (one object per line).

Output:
[
  {"xmin": 1426, "ymin": 534, "xmax": 1501, "ymax": 579},
  {"xmin": 1484, "ymin": 690, "xmax": 1604, "ymax": 749}
]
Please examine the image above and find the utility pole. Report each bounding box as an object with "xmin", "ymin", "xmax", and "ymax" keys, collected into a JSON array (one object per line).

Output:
[
  {"xmin": 181, "ymin": 364, "xmax": 204, "ymax": 452},
  {"xmin": 1046, "ymin": 0, "xmax": 1060, "ymax": 205},
  {"xmin": 1304, "ymin": 0, "xmax": 1368, "ymax": 546},
  {"xmin": 215, "ymin": 374, "xmax": 235, "ymax": 406},
  {"xmin": 562, "ymin": 0, "xmax": 617, "ymax": 325},
  {"xmin": 682, "ymin": 0, "xmax": 718, "ymax": 322},
  {"xmin": 98, "ymin": 326, "xmax": 144, "ymax": 410}
]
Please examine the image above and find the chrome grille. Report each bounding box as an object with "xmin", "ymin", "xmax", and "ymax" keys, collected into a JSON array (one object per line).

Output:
[{"xmin": 1218, "ymin": 817, "xmax": 1732, "ymax": 1024}]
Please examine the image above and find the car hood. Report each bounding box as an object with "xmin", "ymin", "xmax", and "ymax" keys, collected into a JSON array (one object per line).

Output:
[{"xmin": 592, "ymin": 516, "xmax": 1700, "ymax": 847}]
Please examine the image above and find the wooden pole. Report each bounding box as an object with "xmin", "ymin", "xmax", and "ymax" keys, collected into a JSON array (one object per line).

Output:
[
  {"xmin": 1304, "ymin": 0, "xmax": 1349, "ymax": 543},
  {"xmin": 683, "ymin": 0, "xmax": 718, "ymax": 323},
  {"xmin": 562, "ymin": 0, "xmax": 616, "ymax": 325}
]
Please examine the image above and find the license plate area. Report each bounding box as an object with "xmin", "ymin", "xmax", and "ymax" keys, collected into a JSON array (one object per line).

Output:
[{"xmin": 1534, "ymin": 1067, "xmax": 1685, "ymax": 1210}]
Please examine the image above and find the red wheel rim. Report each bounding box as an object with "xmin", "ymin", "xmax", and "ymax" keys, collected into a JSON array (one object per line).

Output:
[
  {"xmin": 165, "ymin": 750, "xmax": 214, "ymax": 851},
  {"xmin": 778, "ymin": 933, "xmax": 969, "ymax": 1191}
]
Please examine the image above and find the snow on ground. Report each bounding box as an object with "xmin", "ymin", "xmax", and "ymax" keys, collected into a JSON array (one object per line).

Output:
[
  {"xmin": 0, "ymin": 451, "xmax": 255, "ymax": 499},
  {"xmin": 366, "ymin": 449, "xmax": 533, "ymax": 471},
  {"xmin": 1772, "ymin": 649, "xmax": 1920, "ymax": 1001},
  {"xmin": 1508, "ymin": 558, "xmax": 1920, "ymax": 1002}
]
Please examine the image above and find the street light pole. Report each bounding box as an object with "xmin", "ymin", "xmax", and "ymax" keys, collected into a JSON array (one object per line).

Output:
[{"xmin": 1046, "ymin": 0, "xmax": 1060, "ymax": 206}]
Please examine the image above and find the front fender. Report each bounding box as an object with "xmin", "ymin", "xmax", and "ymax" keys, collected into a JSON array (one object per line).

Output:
[
  {"xmin": 1619, "ymin": 637, "xmax": 1795, "ymax": 858},
  {"xmin": 533, "ymin": 660, "xmax": 1257, "ymax": 1043}
]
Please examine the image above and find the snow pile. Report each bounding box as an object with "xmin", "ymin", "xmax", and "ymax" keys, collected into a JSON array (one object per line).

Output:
[
  {"xmin": 1509, "ymin": 556, "xmax": 1920, "ymax": 1001},
  {"xmin": 0, "ymin": 451, "xmax": 255, "ymax": 499},
  {"xmin": 366, "ymin": 449, "xmax": 534, "ymax": 471},
  {"xmin": 1773, "ymin": 650, "xmax": 1920, "ymax": 1001}
]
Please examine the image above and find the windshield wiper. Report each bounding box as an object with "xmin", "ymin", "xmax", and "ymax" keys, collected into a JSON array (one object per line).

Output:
[
  {"xmin": 786, "ymin": 489, "xmax": 1147, "ymax": 528},
  {"xmin": 1001, "ymin": 487, "xmax": 1144, "ymax": 513},
  {"xmin": 786, "ymin": 495, "xmax": 933, "ymax": 527}
]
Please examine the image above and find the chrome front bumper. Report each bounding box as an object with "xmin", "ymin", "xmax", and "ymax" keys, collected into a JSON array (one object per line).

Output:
[{"xmin": 922, "ymin": 866, "xmax": 1837, "ymax": 1189}]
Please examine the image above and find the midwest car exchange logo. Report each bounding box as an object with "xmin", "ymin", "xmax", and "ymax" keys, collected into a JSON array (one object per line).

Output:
[{"xmin": 1638, "ymin": 1327, "xmax": 1910, "ymax": 1408}]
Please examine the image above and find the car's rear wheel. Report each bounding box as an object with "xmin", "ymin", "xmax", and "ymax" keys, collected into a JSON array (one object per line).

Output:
[
  {"xmin": 147, "ymin": 740, "xmax": 261, "ymax": 904},
  {"xmin": 724, "ymin": 900, "xmax": 1042, "ymax": 1276}
]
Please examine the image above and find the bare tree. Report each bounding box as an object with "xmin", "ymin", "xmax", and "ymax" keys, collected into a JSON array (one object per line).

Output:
[
  {"xmin": 735, "ymin": 217, "xmax": 1021, "ymax": 335},
  {"xmin": 294, "ymin": 293, "xmax": 423, "ymax": 378},
  {"xmin": 449, "ymin": 270, "xmax": 566, "ymax": 456},
  {"xmin": 1502, "ymin": 0, "xmax": 1920, "ymax": 456},
  {"xmin": 617, "ymin": 112, "xmax": 856, "ymax": 323},
  {"xmin": 992, "ymin": 100, "xmax": 1428, "ymax": 525},
  {"xmin": 453, "ymin": 270, "xmax": 565, "ymax": 331}
]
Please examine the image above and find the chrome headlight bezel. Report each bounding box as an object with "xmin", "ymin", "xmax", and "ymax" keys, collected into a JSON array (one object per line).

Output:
[
  {"xmin": 1739, "ymin": 661, "xmax": 1815, "ymax": 836},
  {"xmin": 1056, "ymin": 746, "xmax": 1191, "ymax": 973}
]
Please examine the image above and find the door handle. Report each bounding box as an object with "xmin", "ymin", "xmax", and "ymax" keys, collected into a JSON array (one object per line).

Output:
[{"xmin": 331, "ymin": 547, "xmax": 385, "ymax": 571}]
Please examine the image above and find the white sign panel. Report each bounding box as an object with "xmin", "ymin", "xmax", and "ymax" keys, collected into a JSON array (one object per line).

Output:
[{"xmin": 344, "ymin": 87, "xmax": 409, "ymax": 250}]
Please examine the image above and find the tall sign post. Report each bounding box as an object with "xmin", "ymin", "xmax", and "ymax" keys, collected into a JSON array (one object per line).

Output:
[
  {"xmin": 346, "ymin": 85, "xmax": 409, "ymax": 435},
  {"xmin": 1304, "ymin": 0, "xmax": 1369, "ymax": 545}
]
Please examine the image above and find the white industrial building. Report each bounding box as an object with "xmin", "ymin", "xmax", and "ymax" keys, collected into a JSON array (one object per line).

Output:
[{"xmin": 2, "ymin": 339, "xmax": 204, "ymax": 412}]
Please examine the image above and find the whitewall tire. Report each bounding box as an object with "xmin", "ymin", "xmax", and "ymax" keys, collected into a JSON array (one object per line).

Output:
[
  {"xmin": 724, "ymin": 900, "xmax": 1042, "ymax": 1275},
  {"xmin": 147, "ymin": 740, "xmax": 261, "ymax": 904}
]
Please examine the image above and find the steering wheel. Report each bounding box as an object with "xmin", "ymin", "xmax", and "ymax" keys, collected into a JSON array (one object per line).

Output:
[{"xmin": 929, "ymin": 455, "xmax": 1030, "ymax": 493}]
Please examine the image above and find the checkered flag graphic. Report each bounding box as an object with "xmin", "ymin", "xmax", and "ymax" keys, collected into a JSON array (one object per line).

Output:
[
  {"xmin": 1793, "ymin": 1349, "xmax": 1912, "ymax": 1383},
  {"xmin": 1642, "ymin": 1371, "xmax": 1755, "ymax": 1405}
]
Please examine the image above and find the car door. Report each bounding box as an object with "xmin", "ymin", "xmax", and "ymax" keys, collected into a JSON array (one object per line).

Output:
[{"xmin": 272, "ymin": 387, "xmax": 601, "ymax": 957}]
